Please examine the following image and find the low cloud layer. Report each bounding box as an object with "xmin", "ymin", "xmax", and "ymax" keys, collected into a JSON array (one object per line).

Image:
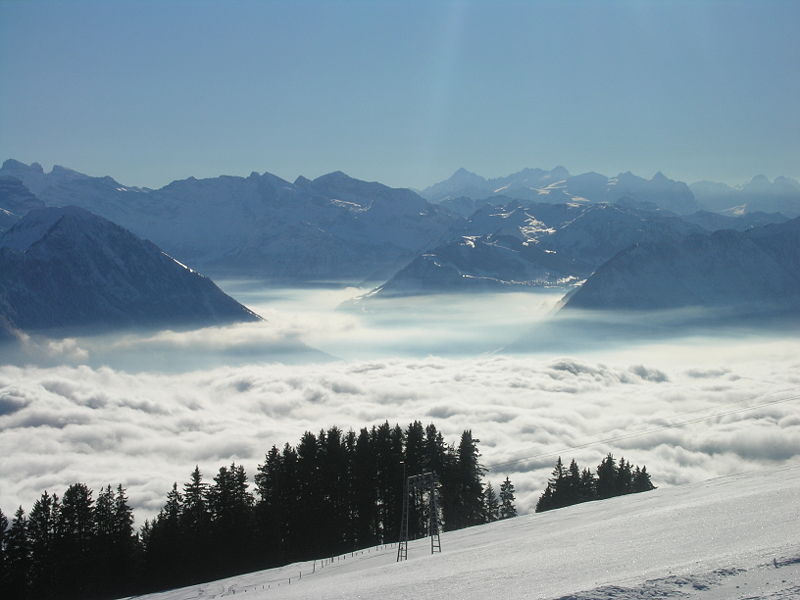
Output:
[{"xmin": 2, "ymin": 337, "xmax": 799, "ymax": 523}]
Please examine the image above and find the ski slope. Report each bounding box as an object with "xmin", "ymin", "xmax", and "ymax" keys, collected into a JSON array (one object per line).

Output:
[{"xmin": 128, "ymin": 463, "xmax": 800, "ymax": 600}]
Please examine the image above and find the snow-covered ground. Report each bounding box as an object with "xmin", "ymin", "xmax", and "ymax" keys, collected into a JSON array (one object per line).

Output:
[{"xmin": 128, "ymin": 463, "xmax": 800, "ymax": 600}]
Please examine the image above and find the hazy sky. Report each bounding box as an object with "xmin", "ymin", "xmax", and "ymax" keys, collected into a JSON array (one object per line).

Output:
[{"xmin": 1, "ymin": 0, "xmax": 798, "ymax": 188}]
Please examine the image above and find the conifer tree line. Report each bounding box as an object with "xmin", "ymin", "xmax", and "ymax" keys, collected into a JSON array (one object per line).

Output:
[
  {"xmin": 0, "ymin": 421, "xmax": 517, "ymax": 599},
  {"xmin": 535, "ymin": 453, "xmax": 655, "ymax": 512}
]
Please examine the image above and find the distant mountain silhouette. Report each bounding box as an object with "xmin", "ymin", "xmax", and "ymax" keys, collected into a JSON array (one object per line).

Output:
[
  {"xmin": 0, "ymin": 175, "xmax": 44, "ymax": 231},
  {"xmin": 422, "ymin": 167, "xmax": 700, "ymax": 214},
  {"xmin": 563, "ymin": 217, "xmax": 800, "ymax": 313},
  {"xmin": 0, "ymin": 206, "xmax": 260, "ymax": 335},
  {"xmin": 0, "ymin": 160, "xmax": 460, "ymax": 282},
  {"xmin": 367, "ymin": 201, "xmax": 700, "ymax": 297},
  {"xmin": 690, "ymin": 175, "xmax": 800, "ymax": 217}
]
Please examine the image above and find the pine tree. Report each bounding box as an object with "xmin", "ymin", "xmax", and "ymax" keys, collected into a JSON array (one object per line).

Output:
[
  {"xmin": 112, "ymin": 485, "xmax": 137, "ymax": 595},
  {"xmin": 387, "ymin": 424, "xmax": 406, "ymax": 542},
  {"xmin": 579, "ymin": 467, "xmax": 597, "ymax": 502},
  {"xmin": 26, "ymin": 492, "xmax": 59, "ymax": 598},
  {"xmin": 596, "ymin": 453, "xmax": 618, "ymax": 499},
  {"xmin": 6, "ymin": 506, "xmax": 30, "ymax": 600},
  {"xmin": 535, "ymin": 484, "xmax": 554, "ymax": 513},
  {"xmin": 145, "ymin": 483, "xmax": 183, "ymax": 588},
  {"xmin": 483, "ymin": 482, "xmax": 500, "ymax": 522},
  {"xmin": 447, "ymin": 430, "xmax": 485, "ymax": 530},
  {"xmin": 181, "ymin": 467, "xmax": 211, "ymax": 581},
  {"xmin": 278, "ymin": 443, "xmax": 300, "ymax": 560},
  {"xmin": 181, "ymin": 467, "xmax": 209, "ymax": 533},
  {"xmin": 565, "ymin": 459, "xmax": 582, "ymax": 505},
  {"xmin": 616, "ymin": 457, "xmax": 633, "ymax": 495},
  {"xmin": 351, "ymin": 428, "xmax": 377, "ymax": 548},
  {"xmin": 254, "ymin": 445, "xmax": 284, "ymax": 565},
  {"xmin": 0, "ymin": 507, "xmax": 8, "ymax": 593},
  {"xmin": 404, "ymin": 421, "xmax": 427, "ymax": 539},
  {"xmin": 319, "ymin": 426, "xmax": 348, "ymax": 554},
  {"xmin": 632, "ymin": 465, "xmax": 655, "ymax": 493},
  {"xmin": 423, "ymin": 423, "xmax": 448, "ymax": 477},
  {"xmin": 93, "ymin": 485, "xmax": 116, "ymax": 597},
  {"xmin": 342, "ymin": 428, "xmax": 359, "ymax": 550},
  {"xmin": 425, "ymin": 424, "xmax": 456, "ymax": 530},
  {"xmin": 549, "ymin": 457, "xmax": 568, "ymax": 509},
  {"xmin": 59, "ymin": 483, "xmax": 95, "ymax": 599},
  {"xmin": 499, "ymin": 477, "xmax": 517, "ymax": 519},
  {"xmin": 208, "ymin": 463, "xmax": 255, "ymax": 577},
  {"xmin": 372, "ymin": 422, "xmax": 393, "ymax": 542},
  {"xmin": 295, "ymin": 431, "xmax": 322, "ymax": 557}
]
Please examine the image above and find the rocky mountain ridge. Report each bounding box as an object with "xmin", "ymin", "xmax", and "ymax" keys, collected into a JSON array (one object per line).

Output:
[{"xmin": 0, "ymin": 206, "xmax": 260, "ymax": 336}]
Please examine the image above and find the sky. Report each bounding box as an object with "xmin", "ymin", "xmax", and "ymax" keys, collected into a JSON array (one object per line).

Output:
[{"xmin": 1, "ymin": 0, "xmax": 798, "ymax": 189}]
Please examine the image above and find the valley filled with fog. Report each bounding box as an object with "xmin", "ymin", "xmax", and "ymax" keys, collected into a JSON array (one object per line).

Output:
[{"xmin": 2, "ymin": 283, "xmax": 798, "ymax": 524}]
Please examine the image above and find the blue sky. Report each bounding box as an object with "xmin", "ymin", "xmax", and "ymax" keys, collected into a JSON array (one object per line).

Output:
[{"xmin": 1, "ymin": 0, "xmax": 798, "ymax": 189}]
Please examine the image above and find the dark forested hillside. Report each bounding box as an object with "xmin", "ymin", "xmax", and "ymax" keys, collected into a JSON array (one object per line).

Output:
[{"xmin": 0, "ymin": 422, "xmax": 518, "ymax": 600}]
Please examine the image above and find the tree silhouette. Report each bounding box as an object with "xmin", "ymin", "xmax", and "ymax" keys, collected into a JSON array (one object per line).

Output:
[
  {"xmin": 483, "ymin": 482, "xmax": 500, "ymax": 522},
  {"xmin": 499, "ymin": 477, "xmax": 517, "ymax": 519},
  {"xmin": 6, "ymin": 507, "xmax": 30, "ymax": 600}
]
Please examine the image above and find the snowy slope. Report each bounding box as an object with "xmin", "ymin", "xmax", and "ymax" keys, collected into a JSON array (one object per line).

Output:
[
  {"xmin": 0, "ymin": 176, "xmax": 44, "ymax": 231},
  {"xmin": 128, "ymin": 463, "xmax": 800, "ymax": 600}
]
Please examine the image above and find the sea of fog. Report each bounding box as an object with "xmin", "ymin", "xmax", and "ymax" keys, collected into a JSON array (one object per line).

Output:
[{"xmin": 1, "ymin": 282, "xmax": 799, "ymax": 523}]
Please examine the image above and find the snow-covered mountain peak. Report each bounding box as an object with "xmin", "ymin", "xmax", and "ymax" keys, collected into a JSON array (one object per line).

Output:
[
  {"xmin": 0, "ymin": 205, "xmax": 80, "ymax": 251},
  {"xmin": 0, "ymin": 205, "xmax": 261, "ymax": 332}
]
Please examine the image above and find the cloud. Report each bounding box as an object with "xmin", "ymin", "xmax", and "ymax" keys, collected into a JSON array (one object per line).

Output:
[
  {"xmin": 2, "ymin": 287, "xmax": 799, "ymax": 525},
  {"xmin": 2, "ymin": 337, "xmax": 799, "ymax": 525}
]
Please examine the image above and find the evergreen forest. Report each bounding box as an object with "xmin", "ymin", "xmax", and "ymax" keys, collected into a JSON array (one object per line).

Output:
[
  {"xmin": 0, "ymin": 421, "xmax": 517, "ymax": 600},
  {"xmin": 535, "ymin": 454, "xmax": 655, "ymax": 512}
]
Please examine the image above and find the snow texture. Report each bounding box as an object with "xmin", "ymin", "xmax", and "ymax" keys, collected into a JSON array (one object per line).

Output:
[{"xmin": 125, "ymin": 463, "xmax": 800, "ymax": 600}]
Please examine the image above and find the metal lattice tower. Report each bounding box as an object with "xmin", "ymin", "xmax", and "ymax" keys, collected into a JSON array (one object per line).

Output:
[
  {"xmin": 397, "ymin": 471, "xmax": 441, "ymax": 562},
  {"xmin": 396, "ymin": 468, "xmax": 409, "ymax": 562}
]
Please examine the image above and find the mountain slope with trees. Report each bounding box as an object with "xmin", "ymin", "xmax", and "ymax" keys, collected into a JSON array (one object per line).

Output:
[{"xmin": 0, "ymin": 422, "xmax": 523, "ymax": 600}]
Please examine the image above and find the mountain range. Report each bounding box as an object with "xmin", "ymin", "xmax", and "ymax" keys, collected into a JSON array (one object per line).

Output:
[
  {"xmin": 0, "ymin": 175, "xmax": 44, "ymax": 231},
  {"xmin": 563, "ymin": 216, "xmax": 800, "ymax": 314},
  {"xmin": 0, "ymin": 160, "xmax": 459, "ymax": 282},
  {"xmin": 0, "ymin": 206, "xmax": 260, "ymax": 337},
  {"xmin": 371, "ymin": 201, "xmax": 702, "ymax": 296},
  {"xmin": 2, "ymin": 158, "xmax": 798, "ymax": 328},
  {"xmin": 421, "ymin": 166, "xmax": 701, "ymax": 215},
  {"xmin": 690, "ymin": 174, "xmax": 800, "ymax": 216}
]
